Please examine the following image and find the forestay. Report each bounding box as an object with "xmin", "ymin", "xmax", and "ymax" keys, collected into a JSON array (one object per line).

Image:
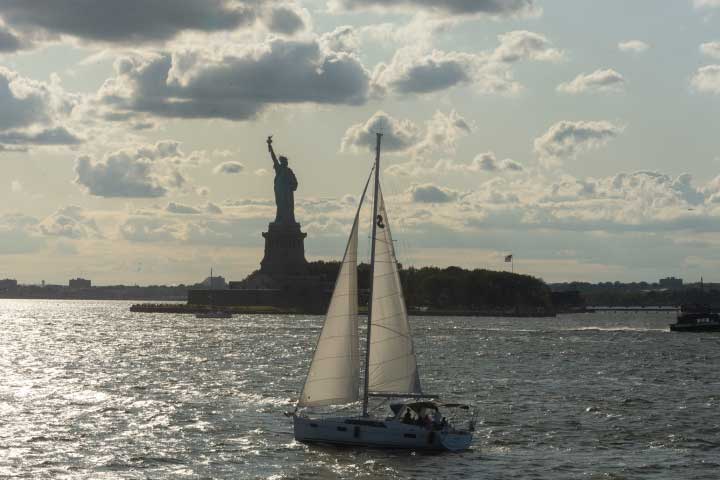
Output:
[
  {"xmin": 298, "ymin": 207, "xmax": 361, "ymax": 407},
  {"xmin": 367, "ymin": 186, "xmax": 422, "ymax": 395}
]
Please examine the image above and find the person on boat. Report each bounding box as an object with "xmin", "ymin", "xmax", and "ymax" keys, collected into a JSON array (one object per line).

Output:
[
  {"xmin": 402, "ymin": 409, "xmax": 413, "ymax": 424},
  {"xmin": 423, "ymin": 414, "xmax": 434, "ymax": 430}
]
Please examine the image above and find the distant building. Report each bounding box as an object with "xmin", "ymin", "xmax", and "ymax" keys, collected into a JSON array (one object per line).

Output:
[
  {"xmin": 0, "ymin": 278, "xmax": 18, "ymax": 290},
  {"xmin": 201, "ymin": 275, "xmax": 227, "ymax": 289},
  {"xmin": 659, "ymin": 277, "xmax": 683, "ymax": 289},
  {"xmin": 69, "ymin": 278, "xmax": 91, "ymax": 289}
]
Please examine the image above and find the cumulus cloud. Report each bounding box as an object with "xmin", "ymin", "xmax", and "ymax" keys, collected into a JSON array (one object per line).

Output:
[
  {"xmin": 534, "ymin": 120, "xmax": 624, "ymax": 167},
  {"xmin": 464, "ymin": 152, "xmax": 524, "ymax": 173},
  {"xmin": 320, "ymin": 26, "xmax": 360, "ymax": 54},
  {"xmin": 691, "ymin": 65, "xmax": 720, "ymax": 94},
  {"xmin": 342, "ymin": 109, "xmax": 472, "ymax": 167},
  {"xmin": 98, "ymin": 37, "xmax": 370, "ymax": 121},
  {"xmin": 329, "ymin": 0, "xmax": 540, "ymax": 18},
  {"xmin": 342, "ymin": 110, "xmax": 422, "ymax": 153},
  {"xmin": 0, "ymin": 1, "xmax": 304, "ymax": 47},
  {"xmin": 264, "ymin": 4, "xmax": 308, "ymax": 36},
  {"xmin": 166, "ymin": 202, "xmax": 201, "ymax": 215},
  {"xmin": 618, "ymin": 40, "xmax": 650, "ymax": 53},
  {"xmin": 213, "ymin": 161, "xmax": 245, "ymax": 174},
  {"xmin": 557, "ymin": 69, "xmax": 625, "ymax": 94},
  {"xmin": 372, "ymin": 49, "xmax": 474, "ymax": 96},
  {"xmin": 491, "ymin": 30, "xmax": 564, "ymax": 63},
  {"xmin": 410, "ymin": 184, "xmax": 459, "ymax": 203},
  {"xmin": 700, "ymin": 42, "xmax": 720, "ymax": 59},
  {"xmin": 371, "ymin": 31, "xmax": 562, "ymax": 97},
  {"xmin": 39, "ymin": 205, "xmax": 101, "ymax": 239},
  {"xmin": 0, "ymin": 67, "xmax": 81, "ymax": 151},
  {"xmin": 74, "ymin": 140, "xmax": 197, "ymax": 197}
]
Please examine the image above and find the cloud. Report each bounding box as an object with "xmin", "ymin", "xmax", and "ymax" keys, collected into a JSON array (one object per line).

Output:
[
  {"xmin": 99, "ymin": 37, "xmax": 370, "ymax": 121},
  {"xmin": 372, "ymin": 49, "xmax": 475, "ymax": 96},
  {"xmin": 0, "ymin": 25, "xmax": 22, "ymax": 52},
  {"xmin": 410, "ymin": 184, "xmax": 458, "ymax": 203},
  {"xmin": 491, "ymin": 30, "xmax": 564, "ymax": 63},
  {"xmin": 39, "ymin": 205, "xmax": 101, "ymax": 239},
  {"xmin": 371, "ymin": 31, "xmax": 562, "ymax": 97},
  {"xmin": 691, "ymin": 65, "xmax": 720, "ymax": 94},
  {"xmin": 74, "ymin": 140, "xmax": 195, "ymax": 198},
  {"xmin": 700, "ymin": 42, "xmax": 720, "ymax": 59},
  {"xmin": 465, "ymin": 152, "xmax": 524, "ymax": 172},
  {"xmin": 166, "ymin": 202, "xmax": 201, "ymax": 215},
  {"xmin": 205, "ymin": 202, "xmax": 223, "ymax": 215},
  {"xmin": 342, "ymin": 109, "xmax": 472, "ymax": 167},
  {"xmin": 264, "ymin": 4, "xmax": 308, "ymax": 36},
  {"xmin": 557, "ymin": 69, "xmax": 625, "ymax": 94},
  {"xmin": 320, "ymin": 25, "xmax": 360, "ymax": 54},
  {"xmin": 213, "ymin": 161, "xmax": 245, "ymax": 174},
  {"xmin": 0, "ymin": 213, "xmax": 44, "ymax": 254},
  {"xmin": 0, "ymin": 126, "xmax": 81, "ymax": 145},
  {"xmin": 0, "ymin": 1, "xmax": 282, "ymax": 46},
  {"xmin": 693, "ymin": 0, "xmax": 720, "ymax": 9},
  {"xmin": 329, "ymin": 0, "xmax": 540, "ymax": 18},
  {"xmin": 0, "ymin": 67, "xmax": 81, "ymax": 151},
  {"xmin": 119, "ymin": 216, "xmax": 179, "ymax": 243},
  {"xmin": 388, "ymin": 152, "xmax": 523, "ymax": 177},
  {"xmin": 341, "ymin": 111, "xmax": 422, "ymax": 153},
  {"xmin": 618, "ymin": 40, "xmax": 650, "ymax": 53},
  {"xmin": 534, "ymin": 120, "xmax": 624, "ymax": 167}
]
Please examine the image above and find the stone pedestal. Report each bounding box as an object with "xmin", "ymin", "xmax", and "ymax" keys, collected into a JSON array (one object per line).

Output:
[{"xmin": 260, "ymin": 222, "xmax": 308, "ymax": 275}]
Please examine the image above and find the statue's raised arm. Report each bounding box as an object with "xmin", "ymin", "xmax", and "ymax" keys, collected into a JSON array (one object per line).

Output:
[{"xmin": 267, "ymin": 135, "xmax": 279, "ymax": 169}]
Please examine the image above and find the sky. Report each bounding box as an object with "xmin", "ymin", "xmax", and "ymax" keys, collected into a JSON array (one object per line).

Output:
[{"xmin": 1, "ymin": 0, "xmax": 720, "ymax": 286}]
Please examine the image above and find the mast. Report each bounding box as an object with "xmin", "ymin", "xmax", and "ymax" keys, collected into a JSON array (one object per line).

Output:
[{"xmin": 362, "ymin": 132, "xmax": 382, "ymax": 417}]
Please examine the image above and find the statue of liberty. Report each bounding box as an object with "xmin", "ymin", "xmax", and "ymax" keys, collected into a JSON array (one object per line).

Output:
[{"xmin": 267, "ymin": 136, "xmax": 298, "ymax": 225}]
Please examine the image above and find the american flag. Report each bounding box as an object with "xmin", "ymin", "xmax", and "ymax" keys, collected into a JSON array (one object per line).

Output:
[{"xmin": 504, "ymin": 254, "xmax": 513, "ymax": 262}]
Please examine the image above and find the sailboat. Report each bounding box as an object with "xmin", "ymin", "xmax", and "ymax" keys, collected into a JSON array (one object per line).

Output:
[
  {"xmin": 291, "ymin": 134, "xmax": 475, "ymax": 451},
  {"xmin": 196, "ymin": 268, "xmax": 232, "ymax": 319}
]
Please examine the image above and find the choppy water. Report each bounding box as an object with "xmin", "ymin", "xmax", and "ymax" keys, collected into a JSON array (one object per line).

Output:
[{"xmin": 1, "ymin": 300, "xmax": 718, "ymax": 479}]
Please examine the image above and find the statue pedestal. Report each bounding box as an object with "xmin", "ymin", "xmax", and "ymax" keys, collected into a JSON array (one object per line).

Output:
[{"xmin": 260, "ymin": 222, "xmax": 308, "ymax": 275}]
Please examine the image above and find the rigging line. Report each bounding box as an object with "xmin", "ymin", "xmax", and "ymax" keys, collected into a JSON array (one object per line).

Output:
[{"xmin": 372, "ymin": 290, "xmax": 401, "ymax": 301}]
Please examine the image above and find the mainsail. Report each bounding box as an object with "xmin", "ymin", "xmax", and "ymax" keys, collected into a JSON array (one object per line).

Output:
[
  {"xmin": 298, "ymin": 211, "xmax": 361, "ymax": 407},
  {"xmin": 367, "ymin": 186, "xmax": 422, "ymax": 395}
]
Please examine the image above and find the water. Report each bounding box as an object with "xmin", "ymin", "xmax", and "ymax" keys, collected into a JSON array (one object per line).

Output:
[{"xmin": 1, "ymin": 300, "xmax": 718, "ymax": 479}]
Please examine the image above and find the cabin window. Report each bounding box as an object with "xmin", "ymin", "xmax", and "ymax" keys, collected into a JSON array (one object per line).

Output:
[
  {"xmin": 403, "ymin": 433, "xmax": 416, "ymax": 438},
  {"xmin": 309, "ymin": 423, "xmax": 318, "ymax": 428},
  {"xmin": 337, "ymin": 426, "xmax": 347, "ymax": 432}
]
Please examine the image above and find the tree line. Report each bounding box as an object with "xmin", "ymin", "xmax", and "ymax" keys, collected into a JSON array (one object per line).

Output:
[{"xmin": 307, "ymin": 261, "xmax": 553, "ymax": 310}]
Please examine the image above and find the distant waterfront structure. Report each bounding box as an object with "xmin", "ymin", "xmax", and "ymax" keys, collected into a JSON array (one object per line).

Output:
[
  {"xmin": 69, "ymin": 278, "xmax": 91, "ymax": 289},
  {"xmin": 0, "ymin": 278, "xmax": 18, "ymax": 290},
  {"xmin": 659, "ymin": 277, "xmax": 683, "ymax": 289},
  {"xmin": 201, "ymin": 275, "xmax": 227, "ymax": 289}
]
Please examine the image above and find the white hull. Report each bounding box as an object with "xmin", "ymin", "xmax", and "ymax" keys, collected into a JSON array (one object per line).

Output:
[{"xmin": 293, "ymin": 415, "xmax": 472, "ymax": 452}]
